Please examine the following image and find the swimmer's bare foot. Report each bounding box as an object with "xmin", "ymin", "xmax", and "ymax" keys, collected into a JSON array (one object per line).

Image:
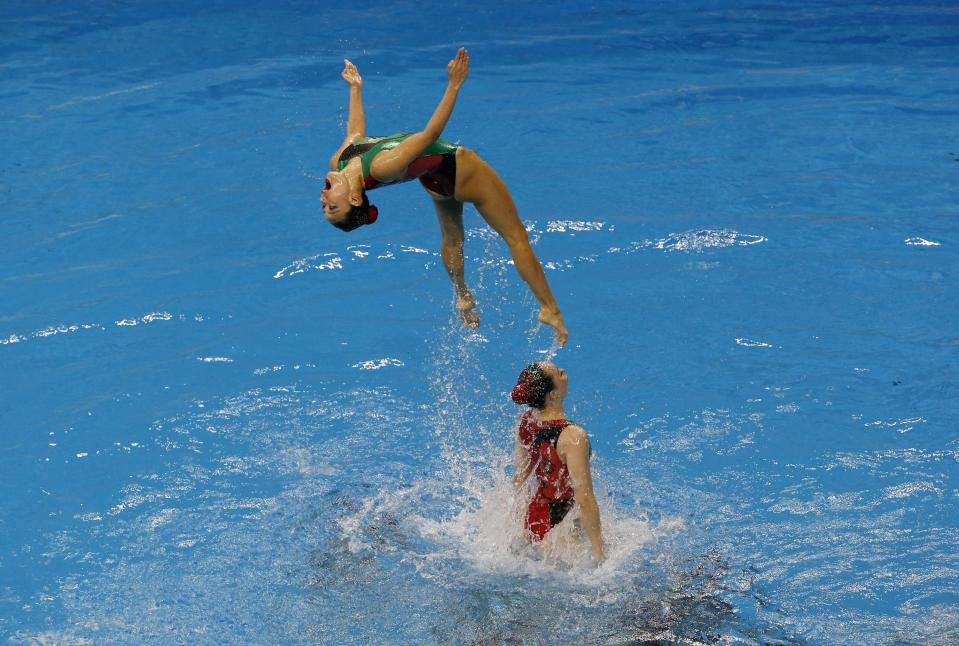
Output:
[
  {"xmin": 538, "ymin": 307, "xmax": 568, "ymax": 346},
  {"xmin": 457, "ymin": 294, "xmax": 480, "ymax": 328}
]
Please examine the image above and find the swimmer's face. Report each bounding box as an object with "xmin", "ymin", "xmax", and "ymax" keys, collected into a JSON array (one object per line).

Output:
[
  {"xmin": 541, "ymin": 362, "xmax": 568, "ymax": 399},
  {"xmin": 321, "ymin": 171, "xmax": 353, "ymax": 224}
]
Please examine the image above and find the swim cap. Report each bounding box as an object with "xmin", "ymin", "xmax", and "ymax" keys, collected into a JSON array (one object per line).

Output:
[
  {"xmin": 511, "ymin": 381, "xmax": 530, "ymax": 405},
  {"xmin": 511, "ymin": 363, "xmax": 554, "ymax": 409}
]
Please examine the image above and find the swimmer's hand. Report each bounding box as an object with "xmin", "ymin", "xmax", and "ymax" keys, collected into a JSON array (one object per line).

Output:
[
  {"xmin": 456, "ymin": 293, "xmax": 480, "ymax": 329},
  {"xmin": 538, "ymin": 307, "xmax": 569, "ymax": 346},
  {"xmin": 341, "ymin": 59, "xmax": 362, "ymax": 88},
  {"xmin": 447, "ymin": 47, "xmax": 469, "ymax": 90}
]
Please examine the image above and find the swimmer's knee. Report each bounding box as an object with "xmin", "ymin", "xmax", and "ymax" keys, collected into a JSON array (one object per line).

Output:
[{"xmin": 504, "ymin": 230, "xmax": 531, "ymax": 251}]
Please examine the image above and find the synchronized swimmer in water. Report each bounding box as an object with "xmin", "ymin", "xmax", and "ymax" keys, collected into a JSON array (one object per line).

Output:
[
  {"xmin": 512, "ymin": 362, "xmax": 604, "ymax": 562},
  {"xmin": 321, "ymin": 48, "xmax": 569, "ymax": 346}
]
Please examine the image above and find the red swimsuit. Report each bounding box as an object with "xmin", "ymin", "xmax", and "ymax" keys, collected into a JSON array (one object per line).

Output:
[{"xmin": 518, "ymin": 410, "xmax": 575, "ymax": 541}]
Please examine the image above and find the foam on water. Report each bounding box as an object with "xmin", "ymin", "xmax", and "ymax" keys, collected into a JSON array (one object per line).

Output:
[
  {"xmin": 265, "ymin": 224, "xmax": 768, "ymax": 282},
  {"xmin": 408, "ymin": 461, "xmax": 674, "ymax": 582},
  {"xmin": 8, "ymin": 339, "xmax": 946, "ymax": 644}
]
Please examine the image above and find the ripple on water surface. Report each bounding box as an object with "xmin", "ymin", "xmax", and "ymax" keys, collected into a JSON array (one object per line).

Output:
[{"xmin": 11, "ymin": 339, "xmax": 820, "ymax": 645}]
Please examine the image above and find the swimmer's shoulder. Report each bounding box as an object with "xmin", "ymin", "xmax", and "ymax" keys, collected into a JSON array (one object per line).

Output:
[{"xmin": 558, "ymin": 423, "xmax": 589, "ymax": 451}]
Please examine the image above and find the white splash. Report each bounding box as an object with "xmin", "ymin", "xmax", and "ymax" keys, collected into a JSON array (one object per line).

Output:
[
  {"xmin": 546, "ymin": 220, "xmax": 606, "ymax": 233},
  {"xmin": 253, "ymin": 364, "xmax": 285, "ymax": 375},
  {"xmin": 197, "ymin": 357, "xmax": 233, "ymax": 363},
  {"xmin": 652, "ymin": 229, "xmax": 767, "ymax": 253},
  {"xmin": 1, "ymin": 312, "xmax": 199, "ymax": 349},
  {"xmin": 904, "ymin": 237, "xmax": 941, "ymax": 247},
  {"xmin": 115, "ymin": 312, "xmax": 172, "ymax": 327},
  {"xmin": 147, "ymin": 508, "xmax": 177, "ymax": 531},
  {"xmin": 405, "ymin": 467, "xmax": 678, "ymax": 583},
  {"xmin": 249, "ymin": 363, "xmax": 315, "ymax": 375},
  {"xmin": 34, "ymin": 323, "xmax": 99, "ymax": 338},
  {"xmin": 75, "ymin": 512, "xmax": 103, "ymax": 522},
  {"xmin": 351, "ymin": 358, "xmax": 404, "ymax": 370},
  {"xmin": 36, "ymin": 324, "xmax": 80, "ymax": 338},
  {"xmin": 883, "ymin": 481, "xmax": 941, "ymax": 499},
  {"xmin": 735, "ymin": 338, "xmax": 773, "ymax": 348},
  {"xmin": 864, "ymin": 416, "xmax": 927, "ymax": 434},
  {"xmin": 273, "ymin": 252, "xmax": 343, "ymax": 279},
  {"xmin": 141, "ymin": 312, "xmax": 172, "ymax": 323}
]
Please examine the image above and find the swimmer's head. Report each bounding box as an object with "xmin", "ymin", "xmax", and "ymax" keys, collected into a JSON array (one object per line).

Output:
[
  {"xmin": 321, "ymin": 171, "xmax": 378, "ymax": 232},
  {"xmin": 329, "ymin": 193, "xmax": 378, "ymax": 232},
  {"xmin": 511, "ymin": 362, "xmax": 568, "ymax": 409}
]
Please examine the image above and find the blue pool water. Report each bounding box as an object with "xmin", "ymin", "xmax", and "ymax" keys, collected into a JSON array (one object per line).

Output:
[{"xmin": 2, "ymin": 1, "xmax": 958, "ymax": 643}]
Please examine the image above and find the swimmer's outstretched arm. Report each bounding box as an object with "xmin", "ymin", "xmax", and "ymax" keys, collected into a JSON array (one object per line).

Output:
[
  {"xmin": 342, "ymin": 60, "xmax": 366, "ymax": 141},
  {"xmin": 370, "ymin": 48, "xmax": 469, "ymax": 181},
  {"xmin": 560, "ymin": 426, "xmax": 604, "ymax": 562},
  {"xmin": 329, "ymin": 59, "xmax": 366, "ymax": 170}
]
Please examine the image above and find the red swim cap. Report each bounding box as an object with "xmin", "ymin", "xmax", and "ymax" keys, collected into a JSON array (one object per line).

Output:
[
  {"xmin": 511, "ymin": 363, "xmax": 552, "ymax": 408},
  {"xmin": 511, "ymin": 381, "xmax": 530, "ymax": 405}
]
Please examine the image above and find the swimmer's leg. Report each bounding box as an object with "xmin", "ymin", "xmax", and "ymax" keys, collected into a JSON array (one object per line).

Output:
[
  {"xmin": 428, "ymin": 192, "xmax": 479, "ymax": 328},
  {"xmin": 534, "ymin": 513, "xmax": 582, "ymax": 565},
  {"xmin": 455, "ymin": 151, "xmax": 568, "ymax": 344}
]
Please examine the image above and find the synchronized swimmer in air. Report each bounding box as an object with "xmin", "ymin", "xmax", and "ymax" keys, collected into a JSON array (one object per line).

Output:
[
  {"xmin": 320, "ymin": 48, "xmax": 569, "ymax": 346},
  {"xmin": 321, "ymin": 49, "xmax": 602, "ymax": 561}
]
